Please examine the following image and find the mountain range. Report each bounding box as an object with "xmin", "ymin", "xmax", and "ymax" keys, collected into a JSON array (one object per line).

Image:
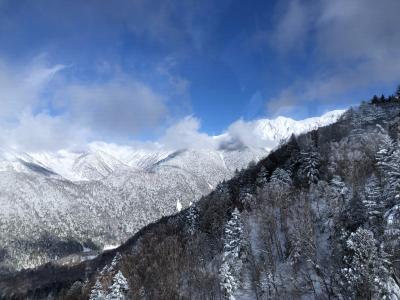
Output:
[
  {"xmin": 0, "ymin": 110, "xmax": 343, "ymax": 273},
  {"xmin": 2, "ymin": 98, "xmax": 400, "ymax": 299}
]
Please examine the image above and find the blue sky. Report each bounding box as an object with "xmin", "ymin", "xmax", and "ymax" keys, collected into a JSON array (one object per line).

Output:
[{"xmin": 0, "ymin": 0, "xmax": 399, "ymax": 151}]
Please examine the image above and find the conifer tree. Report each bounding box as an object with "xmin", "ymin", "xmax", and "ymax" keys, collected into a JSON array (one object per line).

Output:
[
  {"xmin": 376, "ymin": 136, "xmax": 400, "ymax": 206},
  {"xmin": 341, "ymin": 228, "xmax": 391, "ymax": 299},
  {"xmin": 105, "ymin": 253, "xmax": 122, "ymax": 274},
  {"xmin": 269, "ymin": 168, "xmax": 292, "ymax": 188},
  {"xmin": 219, "ymin": 208, "xmax": 243, "ymax": 299},
  {"xmin": 89, "ymin": 280, "xmax": 105, "ymax": 300},
  {"xmin": 301, "ymin": 149, "xmax": 320, "ymax": 185},
  {"xmin": 357, "ymin": 102, "xmax": 385, "ymax": 124},
  {"xmin": 106, "ymin": 271, "xmax": 129, "ymax": 300},
  {"xmin": 329, "ymin": 176, "xmax": 351, "ymax": 217},
  {"xmin": 375, "ymin": 133, "xmax": 400, "ymax": 264},
  {"xmin": 363, "ymin": 174, "xmax": 383, "ymax": 223}
]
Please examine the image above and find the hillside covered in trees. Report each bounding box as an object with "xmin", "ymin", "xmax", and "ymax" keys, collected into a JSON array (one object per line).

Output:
[{"xmin": 2, "ymin": 91, "xmax": 400, "ymax": 299}]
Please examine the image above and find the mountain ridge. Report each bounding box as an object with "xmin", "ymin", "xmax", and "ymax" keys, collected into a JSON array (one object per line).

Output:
[
  {"xmin": 0, "ymin": 110, "xmax": 343, "ymax": 274},
  {"xmin": 0, "ymin": 110, "xmax": 344, "ymax": 181},
  {"xmin": 1, "ymin": 99, "xmax": 398, "ymax": 299}
]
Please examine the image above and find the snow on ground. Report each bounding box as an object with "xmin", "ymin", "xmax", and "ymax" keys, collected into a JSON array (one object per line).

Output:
[{"xmin": 103, "ymin": 245, "xmax": 120, "ymax": 251}]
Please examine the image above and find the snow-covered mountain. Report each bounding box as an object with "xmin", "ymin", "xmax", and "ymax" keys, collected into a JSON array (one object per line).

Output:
[
  {"xmin": 0, "ymin": 110, "xmax": 344, "ymax": 272},
  {"xmin": 250, "ymin": 110, "xmax": 344, "ymax": 142},
  {"xmin": 0, "ymin": 110, "xmax": 344, "ymax": 182},
  {"xmin": 6, "ymin": 100, "xmax": 400, "ymax": 300}
]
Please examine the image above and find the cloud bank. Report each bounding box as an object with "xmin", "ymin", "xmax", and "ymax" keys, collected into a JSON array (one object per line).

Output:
[{"xmin": 0, "ymin": 58, "xmax": 173, "ymax": 151}]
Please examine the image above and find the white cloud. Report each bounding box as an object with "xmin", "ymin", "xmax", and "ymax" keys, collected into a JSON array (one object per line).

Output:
[
  {"xmin": 24, "ymin": 64, "xmax": 65, "ymax": 87},
  {"xmin": 1, "ymin": 112, "xmax": 88, "ymax": 152},
  {"xmin": 269, "ymin": 0, "xmax": 311, "ymax": 52},
  {"xmin": 0, "ymin": 52, "xmax": 341, "ymax": 153},
  {"xmin": 226, "ymin": 119, "xmax": 272, "ymax": 150},
  {"xmin": 58, "ymin": 78, "xmax": 168, "ymax": 138},
  {"xmin": 0, "ymin": 59, "xmax": 64, "ymax": 120},
  {"xmin": 0, "ymin": 57, "xmax": 171, "ymax": 151},
  {"xmin": 267, "ymin": 0, "xmax": 400, "ymax": 113},
  {"xmin": 160, "ymin": 116, "xmax": 217, "ymax": 150}
]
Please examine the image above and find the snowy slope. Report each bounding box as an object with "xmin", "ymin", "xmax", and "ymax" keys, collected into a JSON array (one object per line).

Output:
[
  {"xmin": 71, "ymin": 151, "xmax": 129, "ymax": 181},
  {"xmin": 0, "ymin": 148, "xmax": 59, "ymax": 178},
  {"xmin": 252, "ymin": 110, "xmax": 344, "ymax": 143}
]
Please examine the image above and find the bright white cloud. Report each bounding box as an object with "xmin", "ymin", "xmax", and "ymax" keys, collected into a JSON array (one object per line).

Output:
[
  {"xmin": 1, "ymin": 112, "xmax": 88, "ymax": 152},
  {"xmin": 160, "ymin": 116, "xmax": 217, "ymax": 150},
  {"xmin": 225, "ymin": 120, "xmax": 272, "ymax": 150}
]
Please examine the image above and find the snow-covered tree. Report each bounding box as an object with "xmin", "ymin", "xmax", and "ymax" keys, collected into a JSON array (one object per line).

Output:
[
  {"xmin": 376, "ymin": 134, "xmax": 400, "ymax": 205},
  {"xmin": 219, "ymin": 208, "xmax": 244, "ymax": 299},
  {"xmin": 330, "ymin": 176, "xmax": 350, "ymax": 196},
  {"xmin": 106, "ymin": 271, "xmax": 129, "ymax": 300},
  {"xmin": 376, "ymin": 133, "xmax": 395, "ymax": 166},
  {"xmin": 89, "ymin": 280, "xmax": 106, "ymax": 300},
  {"xmin": 102, "ymin": 252, "xmax": 122, "ymax": 274},
  {"xmin": 301, "ymin": 149, "xmax": 320, "ymax": 185},
  {"xmin": 341, "ymin": 228, "xmax": 392, "ymax": 299},
  {"xmin": 383, "ymin": 203, "xmax": 400, "ymax": 259},
  {"xmin": 223, "ymin": 208, "xmax": 243, "ymax": 255},
  {"xmin": 382, "ymin": 148, "xmax": 400, "ymax": 204},
  {"xmin": 357, "ymin": 102, "xmax": 385, "ymax": 124},
  {"xmin": 269, "ymin": 168, "xmax": 292, "ymax": 188},
  {"xmin": 363, "ymin": 174, "xmax": 383, "ymax": 223},
  {"xmin": 374, "ymin": 133, "xmax": 400, "ymax": 256},
  {"xmin": 329, "ymin": 176, "xmax": 351, "ymax": 213},
  {"xmin": 239, "ymin": 186, "xmax": 255, "ymax": 207},
  {"xmin": 220, "ymin": 260, "xmax": 238, "ymax": 299},
  {"xmin": 259, "ymin": 270, "xmax": 275, "ymax": 300}
]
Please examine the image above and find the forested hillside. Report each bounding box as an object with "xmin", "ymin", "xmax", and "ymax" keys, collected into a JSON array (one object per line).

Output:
[{"xmin": 2, "ymin": 93, "xmax": 400, "ymax": 299}]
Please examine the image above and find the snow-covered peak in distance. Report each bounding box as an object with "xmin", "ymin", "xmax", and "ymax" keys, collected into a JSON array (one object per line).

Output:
[
  {"xmin": 253, "ymin": 110, "xmax": 345, "ymax": 146},
  {"xmin": 0, "ymin": 147, "xmax": 59, "ymax": 177},
  {"xmin": 2, "ymin": 110, "xmax": 345, "ymax": 181},
  {"xmin": 215, "ymin": 109, "xmax": 345, "ymax": 151}
]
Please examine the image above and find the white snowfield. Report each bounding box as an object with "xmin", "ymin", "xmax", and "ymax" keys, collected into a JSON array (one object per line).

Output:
[{"xmin": 0, "ymin": 110, "xmax": 344, "ymax": 271}]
